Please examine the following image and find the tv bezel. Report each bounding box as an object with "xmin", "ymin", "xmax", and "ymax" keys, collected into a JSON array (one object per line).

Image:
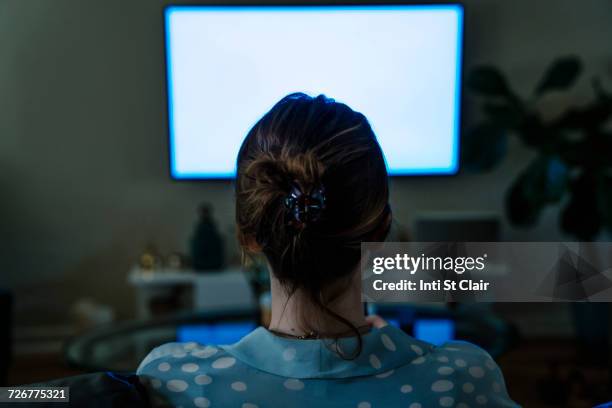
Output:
[{"xmin": 162, "ymin": 1, "xmax": 466, "ymax": 181}]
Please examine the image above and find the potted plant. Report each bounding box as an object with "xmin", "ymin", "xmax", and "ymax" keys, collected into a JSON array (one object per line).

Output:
[{"xmin": 462, "ymin": 56, "xmax": 612, "ymax": 240}]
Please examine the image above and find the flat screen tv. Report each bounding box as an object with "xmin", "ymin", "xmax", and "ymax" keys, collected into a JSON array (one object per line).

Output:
[{"xmin": 164, "ymin": 4, "xmax": 464, "ymax": 179}]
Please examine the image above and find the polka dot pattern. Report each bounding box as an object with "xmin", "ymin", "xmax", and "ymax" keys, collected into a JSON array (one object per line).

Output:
[
  {"xmin": 283, "ymin": 378, "xmax": 304, "ymax": 391},
  {"xmin": 183, "ymin": 342, "xmax": 197, "ymax": 351},
  {"xmin": 375, "ymin": 370, "xmax": 394, "ymax": 379},
  {"xmin": 137, "ymin": 328, "xmax": 516, "ymax": 408},
  {"xmin": 167, "ymin": 379, "xmax": 188, "ymax": 392},
  {"xmin": 212, "ymin": 357, "xmax": 236, "ymax": 369},
  {"xmin": 369, "ymin": 354, "xmax": 382, "ymax": 369},
  {"xmin": 194, "ymin": 374, "xmax": 212, "ymax": 385},
  {"xmin": 439, "ymin": 396, "xmax": 454, "ymax": 407},
  {"xmin": 231, "ymin": 381, "xmax": 247, "ymax": 392},
  {"xmin": 454, "ymin": 358, "xmax": 467, "ymax": 368},
  {"xmin": 468, "ymin": 366, "xmax": 485, "ymax": 378},
  {"xmin": 171, "ymin": 350, "xmax": 187, "ymax": 358},
  {"xmin": 411, "ymin": 344, "xmax": 424, "ymax": 355},
  {"xmin": 181, "ymin": 363, "xmax": 199, "ymax": 373},
  {"xmin": 381, "ymin": 334, "xmax": 396, "ymax": 351},
  {"xmin": 192, "ymin": 346, "xmax": 218, "ymax": 359},
  {"xmin": 400, "ymin": 384, "xmax": 413, "ymax": 393},
  {"xmin": 194, "ymin": 397, "xmax": 210, "ymax": 408},
  {"xmin": 462, "ymin": 382, "xmax": 475, "ymax": 394},
  {"xmin": 431, "ymin": 380, "xmax": 454, "ymax": 393},
  {"xmin": 437, "ymin": 366, "xmax": 454, "ymax": 375}
]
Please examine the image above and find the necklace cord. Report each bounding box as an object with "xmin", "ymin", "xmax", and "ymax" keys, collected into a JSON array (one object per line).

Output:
[{"xmin": 267, "ymin": 324, "xmax": 371, "ymax": 340}]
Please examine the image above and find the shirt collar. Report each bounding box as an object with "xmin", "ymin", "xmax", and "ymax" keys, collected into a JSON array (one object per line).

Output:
[{"xmin": 222, "ymin": 324, "xmax": 432, "ymax": 379}]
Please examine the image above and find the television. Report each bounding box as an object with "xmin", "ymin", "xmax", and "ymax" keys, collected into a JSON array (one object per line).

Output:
[{"xmin": 164, "ymin": 4, "xmax": 464, "ymax": 179}]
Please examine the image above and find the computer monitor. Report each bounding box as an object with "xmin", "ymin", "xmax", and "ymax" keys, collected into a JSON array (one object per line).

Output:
[{"xmin": 164, "ymin": 4, "xmax": 464, "ymax": 179}]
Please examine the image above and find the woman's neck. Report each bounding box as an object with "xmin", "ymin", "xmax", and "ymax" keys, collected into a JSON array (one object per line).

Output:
[{"xmin": 268, "ymin": 272, "xmax": 367, "ymax": 337}]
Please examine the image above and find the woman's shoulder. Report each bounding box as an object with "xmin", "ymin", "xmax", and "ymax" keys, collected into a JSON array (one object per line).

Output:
[
  {"xmin": 429, "ymin": 340, "xmax": 497, "ymax": 364},
  {"xmin": 136, "ymin": 342, "xmax": 241, "ymax": 407},
  {"xmin": 418, "ymin": 340, "xmax": 518, "ymax": 407},
  {"xmin": 137, "ymin": 341, "xmax": 232, "ymax": 376},
  {"xmin": 425, "ymin": 340, "xmax": 501, "ymax": 379}
]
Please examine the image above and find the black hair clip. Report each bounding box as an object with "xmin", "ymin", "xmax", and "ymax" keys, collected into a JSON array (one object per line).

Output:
[{"xmin": 284, "ymin": 183, "xmax": 326, "ymax": 229}]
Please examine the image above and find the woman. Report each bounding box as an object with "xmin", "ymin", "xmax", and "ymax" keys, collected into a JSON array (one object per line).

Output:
[{"xmin": 138, "ymin": 93, "xmax": 519, "ymax": 407}]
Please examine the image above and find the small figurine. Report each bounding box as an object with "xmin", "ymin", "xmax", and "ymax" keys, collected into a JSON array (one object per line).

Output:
[
  {"xmin": 190, "ymin": 203, "xmax": 224, "ymax": 271},
  {"xmin": 139, "ymin": 244, "xmax": 162, "ymax": 271}
]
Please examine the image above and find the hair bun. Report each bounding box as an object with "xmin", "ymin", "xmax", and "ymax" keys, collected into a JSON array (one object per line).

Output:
[
  {"xmin": 239, "ymin": 151, "xmax": 327, "ymax": 236},
  {"xmin": 284, "ymin": 182, "xmax": 326, "ymax": 229}
]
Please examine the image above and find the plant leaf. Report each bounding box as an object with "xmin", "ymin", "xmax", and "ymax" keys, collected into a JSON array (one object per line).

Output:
[
  {"xmin": 535, "ymin": 56, "xmax": 582, "ymax": 96},
  {"xmin": 467, "ymin": 66, "xmax": 513, "ymax": 98},
  {"xmin": 505, "ymin": 155, "xmax": 569, "ymax": 226},
  {"xmin": 482, "ymin": 102, "xmax": 524, "ymax": 128},
  {"xmin": 461, "ymin": 123, "xmax": 508, "ymax": 171}
]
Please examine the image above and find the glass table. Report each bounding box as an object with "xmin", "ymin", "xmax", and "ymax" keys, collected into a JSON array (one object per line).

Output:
[{"xmin": 64, "ymin": 310, "xmax": 258, "ymax": 373}]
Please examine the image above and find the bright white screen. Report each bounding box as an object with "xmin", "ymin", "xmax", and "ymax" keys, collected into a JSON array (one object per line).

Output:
[{"xmin": 165, "ymin": 5, "xmax": 463, "ymax": 178}]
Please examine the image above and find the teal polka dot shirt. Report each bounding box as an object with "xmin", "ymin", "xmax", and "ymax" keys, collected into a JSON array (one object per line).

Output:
[{"xmin": 137, "ymin": 324, "xmax": 520, "ymax": 407}]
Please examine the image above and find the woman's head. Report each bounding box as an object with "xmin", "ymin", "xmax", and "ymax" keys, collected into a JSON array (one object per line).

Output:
[{"xmin": 236, "ymin": 93, "xmax": 390, "ymax": 333}]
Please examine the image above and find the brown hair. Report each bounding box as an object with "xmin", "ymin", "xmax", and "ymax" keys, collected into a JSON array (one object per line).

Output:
[{"xmin": 236, "ymin": 93, "xmax": 390, "ymax": 354}]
